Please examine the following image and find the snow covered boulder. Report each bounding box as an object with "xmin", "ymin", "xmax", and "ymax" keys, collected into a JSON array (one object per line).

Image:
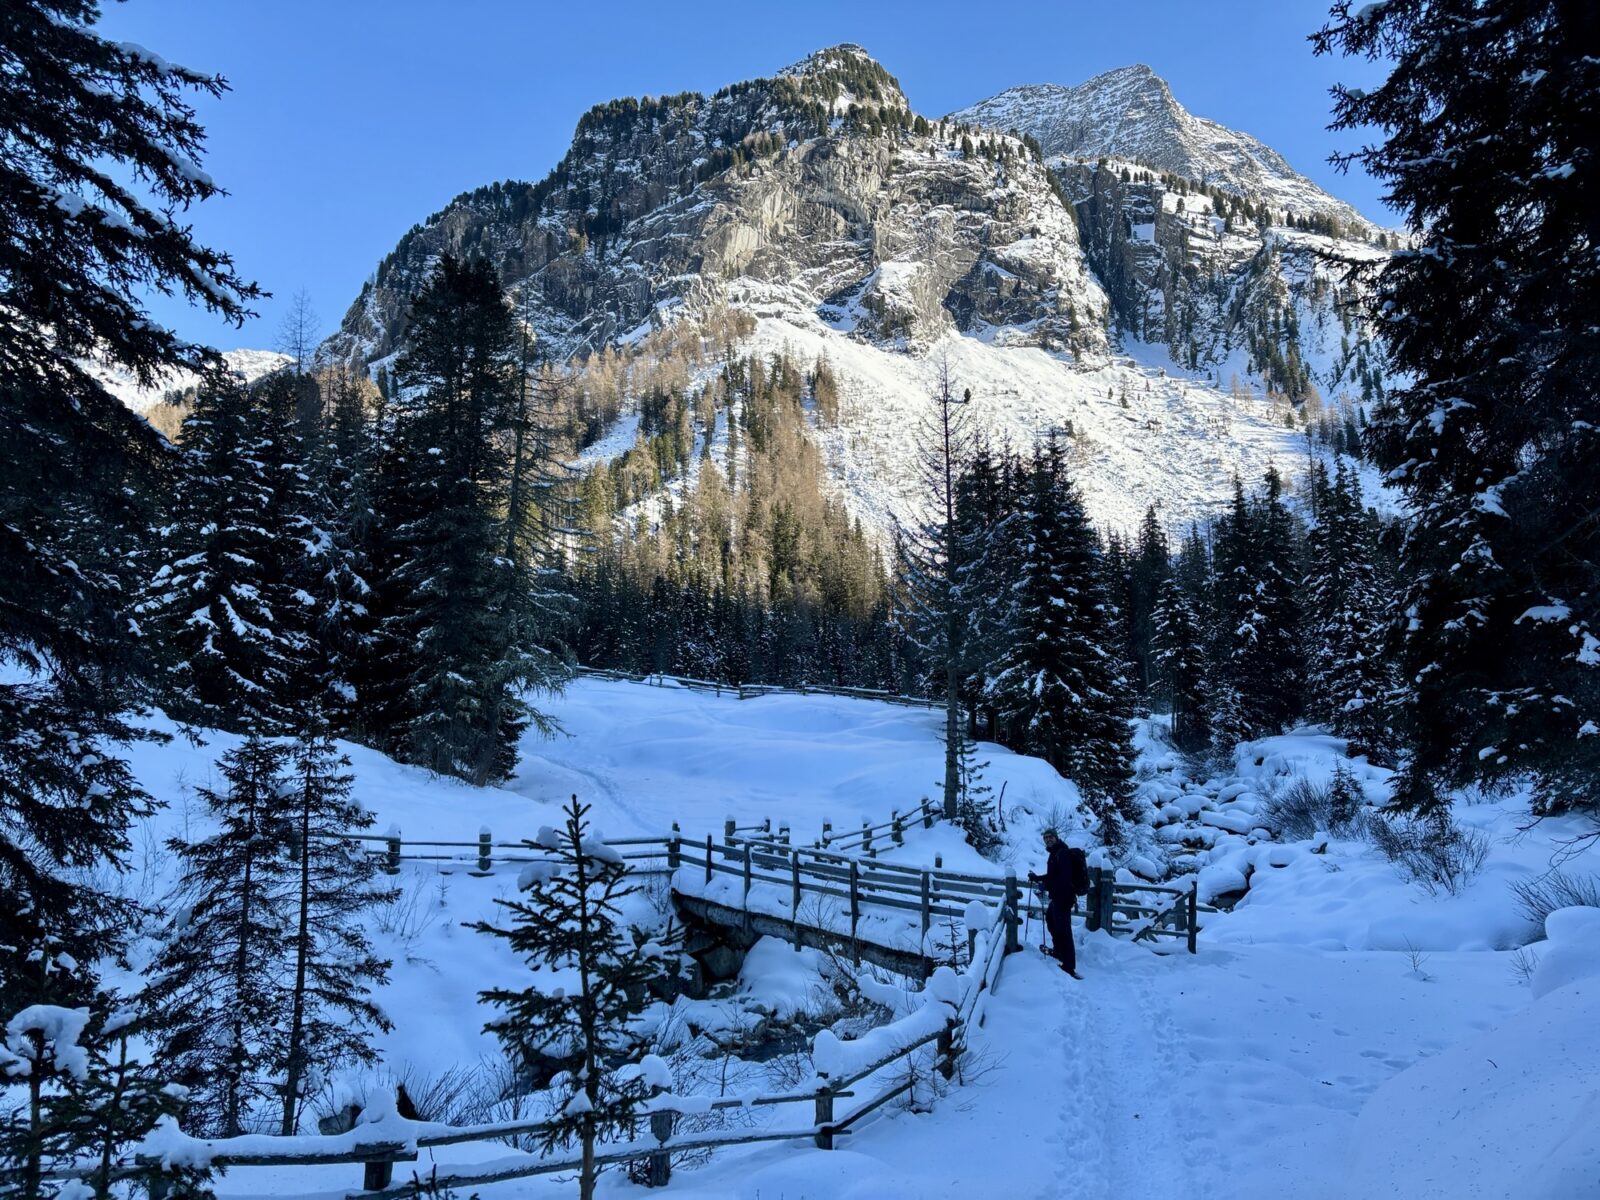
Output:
[
  {"xmin": 1532, "ymin": 905, "xmax": 1600, "ymax": 999},
  {"xmin": 1347, "ymin": 912, "xmax": 1600, "ymax": 1198}
]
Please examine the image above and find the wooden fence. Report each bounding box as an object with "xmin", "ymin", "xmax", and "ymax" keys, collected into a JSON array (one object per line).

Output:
[{"xmin": 24, "ymin": 899, "xmax": 1014, "ymax": 1198}]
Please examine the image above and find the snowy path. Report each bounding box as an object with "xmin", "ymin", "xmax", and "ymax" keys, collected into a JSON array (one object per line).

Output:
[{"xmin": 1033, "ymin": 938, "xmax": 1202, "ymax": 1198}]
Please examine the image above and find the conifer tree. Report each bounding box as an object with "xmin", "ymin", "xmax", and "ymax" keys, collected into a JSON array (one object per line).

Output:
[
  {"xmin": 147, "ymin": 736, "xmax": 294, "ymax": 1136},
  {"xmin": 140, "ymin": 376, "xmax": 312, "ymax": 733},
  {"xmin": 1153, "ymin": 574, "xmax": 1210, "ymax": 753},
  {"xmin": 1316, "ymin": 1, "xmax": 1600, "ymax": 816},
  {"xmin": 989, "ymin": 440, "xmax": 1139, "ymax": 844},
  {"xmin": 372, "ymin": 255, "xmax": 564, "ymax": 784},
  {"xmin": 1, "ymin": 1004, "xmax": 212, "ymax": 1200},
  {"xmin": 1306, "ymin": 462, "xmax": 1396, "ymax": 761},
  {"xmin": 304, "ymin": 365, "xmax": 378, "ymax": 732},
  {"xmin": 1, "ymin": 0, "xmax": 257, "ymax": 1008},
  {"xmin": 472, "ymin": 797, "xmax": 674, "ymax": 1200},
  {"xmin": 1127, "ymin": 506, "xmax": 1172, "ymax": 702},
  {"xmin": 277, "ymin": 729, "xmax": 395, "ymax": 1135}
]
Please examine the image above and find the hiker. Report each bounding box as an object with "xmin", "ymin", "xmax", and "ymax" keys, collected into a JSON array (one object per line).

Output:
[{"xmin": 1029, "ymin": 829, "xmax": 1087, "ymax": 979}]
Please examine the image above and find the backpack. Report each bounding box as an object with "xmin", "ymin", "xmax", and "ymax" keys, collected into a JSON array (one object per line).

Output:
[{"xmin": 1067, "ymin": 847, "xmax": 1091, "ymax": 897}]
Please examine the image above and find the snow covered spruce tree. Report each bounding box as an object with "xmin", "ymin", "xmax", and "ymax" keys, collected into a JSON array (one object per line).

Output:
[
  {"xmin": 276, "ymin": 728, "xmax": 395, "ymax": 1135},
  {"xmin": 1305, "ymin": 460, "xmax": 1397, "ymax": 761},
  {"xmin": 140, "ymin": 372, "xmax": 316, "ymax": 733},
  {"xmin": 1152, "ymin": 569, "xmax": 1210, "ymax": 755},
  {"xmin": 1316, "ymin": 1, "xmax": 1600, "ymax": 817},
  {"xmin": 472, "ymin": 797, "xmax": 673, "ymax": 1200},
  {"xmin": 1210, "ymin": 472, "xmax": 1304, "ymax": 747},
  {"xmin": 369, "ymin": 255, "xmax": 566, "ymax": 784},
  {"xmin": 0, "ymin": 0, "xmax": 258, "ymax": 1009},
  {"xmin": 145, "ymin": 735, "xmax": 294, "ymax": 1136},
  {"xmin": 302, "ymin": 364, "xmax": 381, "ymax": 733},
  {"xmin": 1, "ymin": 1004, "xmax": 213, "ymax": 1200},
  {"xmin": 989, "ymin": 438, "xmax": 1140, "ymax": 844},
  {"xmin": 896, "ymin": 360, "xmax": 980, "ymax": 822}
]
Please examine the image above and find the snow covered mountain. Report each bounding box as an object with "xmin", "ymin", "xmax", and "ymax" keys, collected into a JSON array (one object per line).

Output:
[
  {"xmin": 949, "ymin": 65, "xmax": 1366, "ymax": 227},
  {"xmin": 322, "ymin": 46, "xmax": 1390, "ymax": 534},
  {"xmin": 89, "ymin": 348, "xmax": 291, "ymax": 414}
]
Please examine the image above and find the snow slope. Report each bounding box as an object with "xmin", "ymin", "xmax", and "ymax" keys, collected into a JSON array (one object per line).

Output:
[
  {"xmin": 735, "ymin": 312, "xmax": 1311, "ymax": 535},
  {"xmin": 88, "ymin": 348, "xmax": 291, "ymax": 413}
]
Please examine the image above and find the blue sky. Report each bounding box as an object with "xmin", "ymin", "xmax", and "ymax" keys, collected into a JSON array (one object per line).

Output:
[{"xmin": 95, "ymin": 0, "xmax": 1391, "ymax": 353}]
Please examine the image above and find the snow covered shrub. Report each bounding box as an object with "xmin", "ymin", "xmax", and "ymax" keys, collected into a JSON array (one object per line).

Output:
[
  {"xmin": 1509, "ymin": 871, "xmax": 1600, "ymax": 937},
  {"xmin": 1264, "ymin": 777, "xmax": 1333, "ymax": 841},
  {"xmin": 1365, "ymin": 814, "xmax": 1489, "ymax": 897},
  {"xmin": 1265, "ymin": 767, "xmax": 1366, "ymax": 841}
]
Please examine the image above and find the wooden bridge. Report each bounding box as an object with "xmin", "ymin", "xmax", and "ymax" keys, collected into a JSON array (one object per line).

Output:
[{"xmin": 349, "ymin": 805, "xmax": 1210, "ymax": 985}]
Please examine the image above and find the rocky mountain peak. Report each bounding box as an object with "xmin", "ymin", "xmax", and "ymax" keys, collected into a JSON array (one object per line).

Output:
[
  {"xmin": 773, "ymin": 42, "xmax": 908, "ymax": 115},
  {"xmin": 950, "ymin": 65, "xmax": 1367, "ymax": 227}
]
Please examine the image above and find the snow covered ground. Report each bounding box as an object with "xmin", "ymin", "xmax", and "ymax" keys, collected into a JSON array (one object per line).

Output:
[{"xmin": 107, "ymin": 679, "xmax": 1598, "ymax": 1199}]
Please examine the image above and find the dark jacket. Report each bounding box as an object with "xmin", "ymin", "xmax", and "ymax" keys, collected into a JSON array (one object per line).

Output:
[{"xmin": 1036, "ymin": 842, "xmax": 1074, "ymax": 904}]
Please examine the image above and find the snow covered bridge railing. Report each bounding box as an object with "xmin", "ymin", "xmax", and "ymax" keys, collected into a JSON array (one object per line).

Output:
[{"xmin": 670, "ymin": 831, "xmax": 1023, "ymax": 978}]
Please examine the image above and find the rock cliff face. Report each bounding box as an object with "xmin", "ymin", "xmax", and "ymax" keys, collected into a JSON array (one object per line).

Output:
[
  {"xmin": 1058, "ymin": 160, "xmax": 1389, "ymax": 402},
  {"xmin": 326, "ymin": 45, "xmax": 1107, "ymax": 368}
]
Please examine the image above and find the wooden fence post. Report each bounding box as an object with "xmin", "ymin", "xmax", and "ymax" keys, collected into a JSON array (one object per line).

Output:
[
  {"xmin": 1098, "ymin": 870, "xmax": 1117, "ymax": 937},
  {"xmin": 476, "ymin": 826, "xmax": 492, "ymax": 874},
  {"xmin": 862, "ymin": 819, "xmax": 873, "ymax": 858},
  {"xmin": 934, "ymin": 853, "xmax": 943, "ymax": 870},
  {"xmin": 821, "ymin": 819, "xmax": 832, "ymax": 848},
  {"xmin": 849, "ymin": 859, "xmax": 861, "ymax": 964},
  {"xmin": 762, "ymin": 817, "xmax": 772, "ymax": 835},
  {"xmin": 936, "ymin": 1022, "xmax": 956, "ymax": 1081},
  {"xmin": 362, "ymin": 1157, "xmax": 393, "ymax": 1192},
  {"xmin": 921, "ymin": 798, "xmax": 934, "ymax": 829},
  {"xmin": 1085, "ymin": 867, "xmax": 1102, "ymax": 932},
  {"xmin": 384, "ymin": 827, "xmax": 401, "ymax": 876},
  {"xmin": 1187, "ymin": 881, "xmax": 1199, "ymax": 955},
  {"xmin": 1003, "ymin": 869, "xmax": 1021, "ymax": 955},
  {"xmin": 724, "ymin": 818, "xmax": 736, "ymax": 847},
  {"xmin": 647, "ymin": 1103, "xmax": 673, "ymax": 1186},
  {"xmin": 704, "ymin": 834, "xmax": 713, "ymax": 885},
  {"xmin": 742, "ymin": 841, "xmax": 753, "ymax": 902},
  {"xmin": 778, "ymin": 821, "xmax": 790, "ymax": 845},
  {"xmin": 920, "ymin": 871, "xmax": 931, "ymax": 940},
  {"xmin": 814, "ymin": 1083, "xmax": 835, "ymax": 1150},
  {"xmin": 891, "ymin": 810, "xmax": 904, "ymax": 845},
  {"xmin": 667, "ymin": 823, "xmax": 680, "ymax": 872}
]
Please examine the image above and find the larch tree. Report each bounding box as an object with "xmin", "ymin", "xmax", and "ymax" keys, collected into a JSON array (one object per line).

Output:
[{"xmin": 896, "ymin": 359, "xmax": 978, "ymax": 820}]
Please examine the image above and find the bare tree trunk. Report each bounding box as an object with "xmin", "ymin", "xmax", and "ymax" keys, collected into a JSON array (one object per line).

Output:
[{"xmin": 280, "ymin": 760, "xmax": 314, "ymax": 1135}]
